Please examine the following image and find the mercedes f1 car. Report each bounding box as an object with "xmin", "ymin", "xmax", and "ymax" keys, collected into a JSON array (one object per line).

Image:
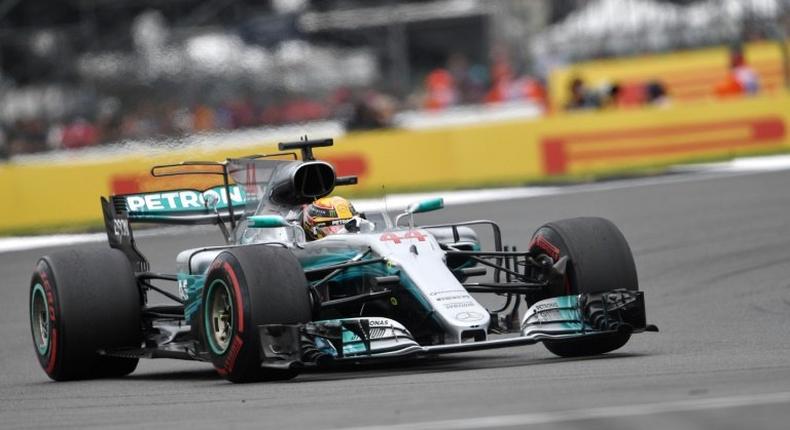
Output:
[{"xmin": 29, "ymin": 138, "xmax": 657, "ymax": 382}]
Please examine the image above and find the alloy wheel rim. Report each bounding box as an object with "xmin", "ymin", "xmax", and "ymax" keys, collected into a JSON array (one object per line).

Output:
[
  {"xmin": 206, "ymin": 279, "xmax": 234, "ymax": 354},
  {"xmin": 31, "ymin": 284, "xmax": 50, "ymax": 355}
]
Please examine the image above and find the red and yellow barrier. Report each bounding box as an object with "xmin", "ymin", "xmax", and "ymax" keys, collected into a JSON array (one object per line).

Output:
[{"xmin": 1, "ymin": 91, "xmax": 789, "ymax": 234}]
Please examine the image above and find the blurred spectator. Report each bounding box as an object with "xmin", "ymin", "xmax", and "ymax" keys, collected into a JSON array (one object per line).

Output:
[
  {"xmin": 486, "ymin": 74, "xmax": 547, "ymax": 108},
  {"xmin": 0, "ymin": 127, "xmax": 7, "ymax": 160},
  {"xmin": 484, "ymin": 47, "xmax": 514, "ymax": 104},
  {"xmin": 602, "ymin": 80, "xmax": 668, "ymax": 108},
  {"xmin": 171, "ymin": 107, "xmax": 194, "ymax": 135},
  {"xmin": 481, "ymin": 46, "xmax": 548, "ymax": 110},
  {"xmin": 645, "ymin": 80, "xmax": 669, "ymax": 106},
  {"xmin": 327, "ymin": 87, "xmax": 355, "ymax": 122},
  {"xmin": 60, "ymin": 118, "xmax": 99, "ymax": 149},
  {"xmin": 731, "ymin": 49, "xmax": 759, "ymax": 95},
  {"xmin": 280, "ymin": 97, "xmax": 328, "ymax": 124},
  {"xmin": 229, "ymin": 98, "xmax": 256, "ymax": 129},
  {"xmin": 416, "ymin": 47, "xmax": 549, "ymax": 111},
  {"xmin": 8, "ymin": 119, "xmax": 48, "ymax": 154},
  {"xmin": 347, "ymin": 90, "xmax": 395, "ymax": 131},
  {"xmin": 715, "ymin": 45, "xmax": 759, "ymax": 98},
  {"xmin": 193, "ymin": 104, "xmax": 216, "ymax": 132},
  {"xmin": 599, "ymin": 82, "xmax": 622, "ymax": 109},
  {"xmin": 521, "ymin": 78, "xmax": 548, "ymax": 111},
  {"xmin": 214, "ymin": 104, "xmax": 234, "ymax": 130},
  {"xmin": 447, "ymin": 53, "xmax": 488, "ymax": 104},
  {"xmin": 565, "ymin": 77, "xmax": 600, "ymax": 110},
  {"xmin": 423, "ymin": 68, "xmax": 457, "ymax": 110}
]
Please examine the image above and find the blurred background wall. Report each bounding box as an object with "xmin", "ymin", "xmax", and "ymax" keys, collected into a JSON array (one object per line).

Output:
[
  {"xmin": 1, "ymin": 0, "xmax": 789, "ymax": 232},
  {"xmin": 1, "ymin": 0, "xmax": 786, "ymax": 159}
]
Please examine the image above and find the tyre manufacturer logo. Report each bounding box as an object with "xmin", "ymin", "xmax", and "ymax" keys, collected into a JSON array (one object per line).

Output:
[{"xmin": 455, "ymin": 311, "xmax": 483, "ymax": 322}]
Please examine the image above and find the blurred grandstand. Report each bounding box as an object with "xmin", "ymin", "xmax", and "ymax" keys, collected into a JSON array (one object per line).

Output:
[{"xmin": 0, "ymin": 0, "xmax": 788, "ymax": 160}]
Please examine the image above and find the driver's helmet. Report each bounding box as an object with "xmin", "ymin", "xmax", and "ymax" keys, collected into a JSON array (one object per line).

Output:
[{"xmin": 302, "ymin": 196, "xmax": 358, "ymax": 240}]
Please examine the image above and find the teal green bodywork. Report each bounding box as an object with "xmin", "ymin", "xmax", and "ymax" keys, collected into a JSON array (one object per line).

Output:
[
  {"xmin": 177, "ymin": 234, "xmax": 478, "ymax": 332},
  {"xmin": 409, "ymin": 197, "xmax": 444, "ymax": 214},
  {"xmin": 299, "ymin": 249, "xmax": 438, "ymax": 330},
  {"xmin": 556, "ymin": 295, "xmax": 585, "ymax": 330},
  {"xmin": 300, "ymin": 251, "xmax": 434, "ymax": 313},
  {"xmin": 180, "ymin": 273, "xmax": 207, "ymax": 323},
  {"xmin": 248, "ymin": 215, "xmax": 289, "ymax": 228},
  {"xmin": 310, "ymin": 320, "xmax": 383, "ymax": 356},
  {"xmin": 539, "ymin": 295, "xmax": 595, "ymax": 332},
  {"xmin": 341, "ymin": 328, "xmax": 370, "ymax": 355}
]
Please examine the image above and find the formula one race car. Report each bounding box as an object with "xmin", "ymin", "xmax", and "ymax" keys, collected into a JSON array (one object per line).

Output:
[{"xmin": 29, "ymin": 138, "xmax": 657, "ymax": 382}]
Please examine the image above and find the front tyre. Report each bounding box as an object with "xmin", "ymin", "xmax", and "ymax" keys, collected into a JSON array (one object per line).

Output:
[
  {"xmin": 30, "ymin": 248, "xmax": 142, "ymax": 381},
  {"xmin": 200, "ymin": 245, "xmax": 312, "ymax": 383},
  {"xmin": 529, "ymin": 217, "xmax": 639, "ymax": 357}
]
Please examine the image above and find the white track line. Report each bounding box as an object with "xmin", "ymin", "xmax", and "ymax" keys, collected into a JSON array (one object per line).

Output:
[
  {"xmin": 0, "ymin": 226, "xmax": 199, "ymax": 253},
  {"xmin": 2, "ymin": 153, "xmax": 790, "ymax": 254},
  {"xmin": 0, "ymin": 232, "xmax": 107, "ymax": 253},
  {"xmin": 340, "ymin": 391, "xmax": 790, "ymax": 430},
  {"xmin": 674, "ymin": 154, "xmax": 790, "ymax": 173}
]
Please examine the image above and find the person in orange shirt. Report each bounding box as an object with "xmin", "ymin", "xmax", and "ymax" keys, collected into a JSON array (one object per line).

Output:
[{"xmin": 423, "ymin": 68, "xmax": 457, "ymax": 110}]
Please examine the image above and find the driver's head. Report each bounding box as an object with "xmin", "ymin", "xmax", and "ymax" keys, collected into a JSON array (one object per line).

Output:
[{"xmin": 302, "ymin": 196, "xmax": 358, "ymax": 241}]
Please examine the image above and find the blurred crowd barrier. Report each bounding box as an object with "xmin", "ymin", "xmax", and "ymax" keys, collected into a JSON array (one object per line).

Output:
[{"xmin": 1, "ymin": 87, "xmax": 788, "ymax": 234}]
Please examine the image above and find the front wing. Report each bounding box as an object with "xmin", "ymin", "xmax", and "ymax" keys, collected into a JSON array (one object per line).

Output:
[{"xmin": 257, "ymin": 289, "xmax": 657, "ymax": 369}]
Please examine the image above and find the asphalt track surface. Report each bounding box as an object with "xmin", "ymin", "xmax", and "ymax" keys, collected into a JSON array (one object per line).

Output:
[{"xmin": 2, "ymin": 169, "xmax": 790, "ymax": 429}]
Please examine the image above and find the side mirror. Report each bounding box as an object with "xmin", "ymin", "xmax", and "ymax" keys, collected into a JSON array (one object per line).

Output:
[
  {"xmin": 395, "ymin": 197, "xmax": 444, "ymax": 228},
  {"xmin": 248, "ymin": 215, "xmax": 289, "ymax": 228},
  {"xmin": 408, "ymin": 197, "xmax": 444, "ymax": 214}
]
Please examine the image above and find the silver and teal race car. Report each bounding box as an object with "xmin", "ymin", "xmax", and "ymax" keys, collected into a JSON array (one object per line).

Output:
[{"xmin": 29, "ymin": 138, "xmax": 657, "ymax": 383}]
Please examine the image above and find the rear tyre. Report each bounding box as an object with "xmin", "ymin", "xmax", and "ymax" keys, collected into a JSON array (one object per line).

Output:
[
  {"xmin": 528, "ymin": 217, "xmax": 638, "ymax": 357},
  {"xmin": 30, "ymin": 248, "xmax": 142, "ymax": 381},
  {"xmin": 200, "ymin": 245, "xmax": 312, "ymax": 383}
]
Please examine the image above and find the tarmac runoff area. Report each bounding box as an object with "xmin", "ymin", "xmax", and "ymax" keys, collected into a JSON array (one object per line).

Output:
[{"xmin": 1, "ymin": 153, "xmax": 790, "ymax": 429}]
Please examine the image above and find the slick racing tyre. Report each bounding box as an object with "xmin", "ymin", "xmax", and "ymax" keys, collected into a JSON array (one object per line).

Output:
[
  {"xmin": 30, "ymin": 248, "xmax": 142, "ymax": 381},
  {"xmin": 528, "ymin": 217, "xmax": 638, "ymax": 357},
  {"xmin": 200, "ymin": 245, "xmax": 312, "ymax": 383}
]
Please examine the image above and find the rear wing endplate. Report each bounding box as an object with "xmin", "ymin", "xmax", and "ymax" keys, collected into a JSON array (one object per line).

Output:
[{"xmin": 101, "ymin": 185, "xmax": 247, "ymax": 272}]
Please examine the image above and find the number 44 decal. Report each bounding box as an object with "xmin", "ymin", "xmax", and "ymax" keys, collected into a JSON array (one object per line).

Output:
[{"xmin": 379, "ymin": 230, "xmax": 427, "ymax": 244}]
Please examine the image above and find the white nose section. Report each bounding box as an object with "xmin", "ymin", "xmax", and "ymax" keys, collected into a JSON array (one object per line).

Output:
[{"xmin": 377, "ymin": 230, "xmax": 491, "ymax": 343}]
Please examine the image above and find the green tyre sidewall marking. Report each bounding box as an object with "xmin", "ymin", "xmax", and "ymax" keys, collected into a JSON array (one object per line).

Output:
[
  {"xmin": 30, "ymin": 283, "xmax": 50, "ymax": 356},
  {"xmin": 204, "ymin": 278, "xmax": 234, "ymax": 355}
]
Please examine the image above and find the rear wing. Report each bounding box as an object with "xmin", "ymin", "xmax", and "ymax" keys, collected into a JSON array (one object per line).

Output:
[
  {"xmin": 101, "ymin": 138, "xmax": 357, "ymax": 272},
  {"xmin": 110, "ymin": 185, "xmax": 246, "ymax": 225},
  {"xmin": 100, "ymin": 185, "xmax": 246, "ymax": 272},
  {"xmin": 101, "ymin": 158, "xmax": 245, "ymax": 272}
]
